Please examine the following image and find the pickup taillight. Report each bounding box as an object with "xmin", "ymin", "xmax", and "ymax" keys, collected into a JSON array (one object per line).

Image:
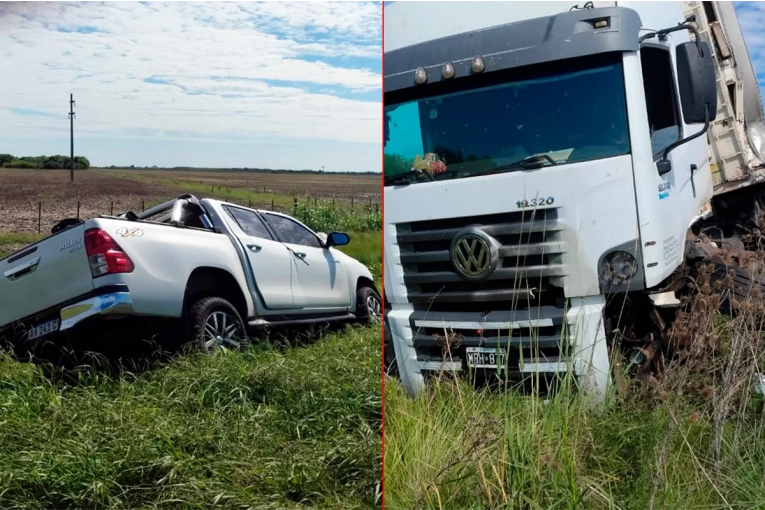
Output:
[{"xmin": 84, "ymin": 228, "xmax": 135, "ymax": 278}]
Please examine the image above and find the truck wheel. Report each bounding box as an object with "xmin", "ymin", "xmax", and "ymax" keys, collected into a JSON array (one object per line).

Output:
[
  {"xmin": 187, "ymin": 297, "xmax": 247, "ymax": 353},
  {"xmin": 356, "ymin": 286, "xmax": 382, "ymax": 324}
]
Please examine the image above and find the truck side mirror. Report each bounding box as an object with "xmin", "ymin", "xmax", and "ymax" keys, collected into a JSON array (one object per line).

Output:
[
  {"xmin": 654, "ymin": 40, "xmax": 718, "ymax": 176},
  {"xmin": 675, "ymin": 41, "xmax": 718, "ymax": 124}
]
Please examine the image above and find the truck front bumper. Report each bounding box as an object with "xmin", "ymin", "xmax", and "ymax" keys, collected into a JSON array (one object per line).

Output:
[
  {"xmin": 60, "ymin": 291, "xmax": 134, "ymax": 331},
  {"xmin": 387, "ymin": 295, "xmax": 611, "ymax": 399}
]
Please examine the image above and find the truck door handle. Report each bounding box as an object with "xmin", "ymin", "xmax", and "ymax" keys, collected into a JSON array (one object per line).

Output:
[
  {"xmin": 247, "ymin": 244, "xmax": 262, "ymax": 253},
  {"xmin": 4, "ymin": 257, "xmax": 40, "ymax": 281},
  {"xmin": 690, "ymin": 164, "xmax": 697, "ymax": 198},
  {"xmin": 293, "ymin": 252, "xmax": 306, "ymax": 259}
]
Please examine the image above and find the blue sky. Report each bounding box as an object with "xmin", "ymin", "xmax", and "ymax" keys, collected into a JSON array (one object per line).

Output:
[
  {"xmin": 0, "ymin": 1, "xmax": 381, "ymax": 172},
  {"xmin": 733, "ymin": 2, "xmax": 765, "ymax": 87}
]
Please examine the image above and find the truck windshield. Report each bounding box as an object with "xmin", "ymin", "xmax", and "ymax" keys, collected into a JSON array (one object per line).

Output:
[{"xmin": 384, "ymin": 54, "xmax": 630, "ymax": 185}]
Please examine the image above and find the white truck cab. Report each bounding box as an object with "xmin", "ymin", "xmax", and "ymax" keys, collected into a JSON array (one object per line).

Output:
[{"xmin": 383, "ymin": 1, "xmax": 725, "ymax": 397}]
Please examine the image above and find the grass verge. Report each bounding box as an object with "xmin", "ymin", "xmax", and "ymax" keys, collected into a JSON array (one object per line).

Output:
[
  {"xmin": 0, "ymin": 325, "xmax": 382, "ymax": 509},
  {"xmin": 337, "ymin": 232, "xmax": 382, "ymax": 280},
  {"xmin": 0, "ymin": 233, "xmax": 45, "ymax": 259},
  {"xmin": 384, "ymin": 373, "xmax": 765, "ymax": 510}
]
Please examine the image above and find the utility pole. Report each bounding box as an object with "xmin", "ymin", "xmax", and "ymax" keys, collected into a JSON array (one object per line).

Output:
[{"xmin": 68, "ymin": 94, "xmax": 75, "ymax": 182}]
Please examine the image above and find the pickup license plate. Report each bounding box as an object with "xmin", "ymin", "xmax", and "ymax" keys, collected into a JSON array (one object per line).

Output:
[
  {"xmin": 466, "ymin": 347, "xmax": 506, "ymax": 369},
  {"xmin": 28, "ymin": 318, "xmax": 60, "ymax": 340}
]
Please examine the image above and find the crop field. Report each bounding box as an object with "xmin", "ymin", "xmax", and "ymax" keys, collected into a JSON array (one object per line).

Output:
[
  {"xmin": 0, "ymin": 168, "xmax": 381, "ymax": 253},
  {"xmin": 111, "ymin": 168, "xmax": 381, "ymax": 202},
  {"xmin": 0, "ymin": 168, "xmax": 383, "ymax": 509}
]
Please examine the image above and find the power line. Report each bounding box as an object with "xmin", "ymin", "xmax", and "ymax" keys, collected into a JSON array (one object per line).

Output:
[{"xmin": 69, "ymin": 93, "xmax": 75, "ymax": 182}]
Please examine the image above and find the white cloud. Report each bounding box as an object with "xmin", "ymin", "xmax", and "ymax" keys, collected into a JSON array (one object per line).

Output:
[{"xmin": 0, "ymin": 1, "xmax": 382, "ymax": 166}]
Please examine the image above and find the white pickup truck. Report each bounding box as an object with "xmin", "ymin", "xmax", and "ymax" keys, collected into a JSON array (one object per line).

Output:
[{"xmin": 0, "ymin": 194, "xmax": 381, "ymax": 354}]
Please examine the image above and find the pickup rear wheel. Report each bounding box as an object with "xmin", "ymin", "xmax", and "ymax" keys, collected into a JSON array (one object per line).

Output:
[
  {"xmin": 187, "ymin": 297, "xmax": 247, "ymax": 353},
  {"xmin": 356, "ymin": 286, "xmax": 382, "ymax": 324}
]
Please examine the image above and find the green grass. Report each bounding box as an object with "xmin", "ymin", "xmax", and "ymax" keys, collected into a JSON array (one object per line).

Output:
[
  {"xmin": 293, "ymin": 201, "xmax": 381, "ymax": 233},
  {"xmin": 384, "ymin": 376, "xmax": 765, "ymax": 509},
  {"xmin": 0, "ymin": 233, "xmax": 45, "ymax": 259},
  {"xmin": 336, "ymin": 232, "xmax": 382, "ymax": 280},
  {"xmin": 0, "ymin": 326, "xmax": 382, "ymax": 509},
  {"xmin": 0, "ymin": 200, "xmax": 383, "ymax": 508},
  {"xmin": 0, "ymin": 232, "xmax": 45, "ymax": 246}
]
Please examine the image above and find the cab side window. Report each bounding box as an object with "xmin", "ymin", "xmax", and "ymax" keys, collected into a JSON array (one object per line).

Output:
[
  {"xmin": 265, "ymin": 214, "xmax": 323, "ymax": 248},
  {"xmin": 641, "ymin": 46, "xmax": 682, "ymax": 160},
  {"xmin": 224, "ymin": 206, "xmax": 273, "ymax": 240}
]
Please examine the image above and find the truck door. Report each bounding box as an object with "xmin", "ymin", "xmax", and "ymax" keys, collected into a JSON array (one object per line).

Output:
[
  {"xmin": 263, "ymin": 212, "xmax": 351, "ymax": 310},
  {"xmin": 638, "ymin": 42, "xmax": 712, "ymax": 270},
  {"xmin": 221, "ymin": 205, "xmax": 299, "ymax": 310}
]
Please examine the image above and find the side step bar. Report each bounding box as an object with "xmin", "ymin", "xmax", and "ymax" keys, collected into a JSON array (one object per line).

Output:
[{"xmin": 248, "ymin": 313, "xmax": 356, "ymax": 328}]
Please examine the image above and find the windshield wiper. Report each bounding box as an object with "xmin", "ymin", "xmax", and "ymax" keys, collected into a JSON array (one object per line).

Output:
[
  {"xmin": 384, "ymin": 168, "xmax": 436, "ymax": 186},
  {"xmin": 469, "ymin": 154, "xmax": 557, "ymax": 178}
]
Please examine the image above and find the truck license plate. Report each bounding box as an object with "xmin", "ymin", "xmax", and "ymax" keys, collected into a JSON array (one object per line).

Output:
[
  {"xmin": 466, "ymin": 347, "xmax": 506, "ymax": 369},
  {"xmin": 28, "ymin": 318, "xmax": 60, "ymax": 340}
]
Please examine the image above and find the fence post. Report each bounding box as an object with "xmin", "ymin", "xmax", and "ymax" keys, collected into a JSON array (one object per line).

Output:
[
  {"xmin": 332, "ymin": 197, "xmax": 335, "ymax": 208},
  {"xmin": 38, "ymin": 202, "xmax": 41, "ymax": 233},
  {"xmin": 248, "ymin": 199, "xmax": 252, "ymax": 208},
  {"xmin": 110, "ymin": 201, "xmax": 114, "ymax": 216},
  {"xmin": 76, "ymin": 201, "xmax": 80, "ymax": 219},
  {"xmin": 314, "ymin": 197, "xmax": 318, "ymax": 206},
  {"xmin": 351, "ymin": 197, "xmax": 354, "ymax": 208},
  {"xmin": 293, "ymin": 197, "xmax": 298, "ymax": 213},
  {"xmin": 263, "ymin": 186, "xmax": 266, "ymax": 194},
  {"xmin": 375, "ymin": 203, "xmax": 379, "ymax": 214},
  {"xmin": 142, "ymin": 199, "xmax": 145, "ymax": 211},
  {"xmin": 271, "ymin": 198, "xmax": 274, "ymax": 210}
]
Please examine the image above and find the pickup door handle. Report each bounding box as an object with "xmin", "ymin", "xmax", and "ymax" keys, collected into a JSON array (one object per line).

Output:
[
  {"xmin": 292, "ymin": 251, "xmax": 306, "ymax": 259},
  {"xmin": 4, "ymin": 257, "xmax": 41, "ymax": 281},
  {"xmin": 247, "ymin": 244, "xmax": 262, "ymax": 253}
]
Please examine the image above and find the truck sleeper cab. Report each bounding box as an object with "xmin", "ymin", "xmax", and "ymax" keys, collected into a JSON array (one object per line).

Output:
[{"xmin": 383, "ymin": 2, "xmax": 718, "ymax": 397}]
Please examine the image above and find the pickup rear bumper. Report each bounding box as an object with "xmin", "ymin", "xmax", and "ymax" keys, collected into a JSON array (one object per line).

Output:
[{"xmin": 59, "ymin": 291, "xmax": 134, "ymax": 331}]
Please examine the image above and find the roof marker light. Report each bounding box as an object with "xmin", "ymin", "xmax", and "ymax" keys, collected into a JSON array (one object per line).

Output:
[
  {"xmin": 414, "ymin": 67, "xmax": 428, "ymax": 84},
  {"xmin": 442, "ymin": 61, "xmax": 455, "ymax": 79},
  {"xmin": 471, "ymin": 55, "xmax": 485, "ymax": 73}
]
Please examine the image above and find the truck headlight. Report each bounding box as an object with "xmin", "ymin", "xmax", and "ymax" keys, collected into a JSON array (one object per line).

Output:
[{"xmin": 601, "ymin": 251, "xmax": 638, "ymax": 284}]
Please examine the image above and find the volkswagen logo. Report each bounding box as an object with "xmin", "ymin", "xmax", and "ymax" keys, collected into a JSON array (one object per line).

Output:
[{"xmin": 451, "ymin": 229, "xmax": 497, "ymax": 280}]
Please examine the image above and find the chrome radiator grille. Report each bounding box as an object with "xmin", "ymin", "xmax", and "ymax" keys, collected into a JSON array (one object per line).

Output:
[
  {"xmin": 394, "ymin": 209, "xmax": 571, "ymax": 373},
  {"xmin": 395, "ymin": 209, "xmax": 566, "ymax": 314}
]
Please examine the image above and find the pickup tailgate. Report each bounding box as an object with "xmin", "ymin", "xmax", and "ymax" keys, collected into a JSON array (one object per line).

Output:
[{"xmin": 0, "ymin": 224, "xmax": 94, "ymax": 327}]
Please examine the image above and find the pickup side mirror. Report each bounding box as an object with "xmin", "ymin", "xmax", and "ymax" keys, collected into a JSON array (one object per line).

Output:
[
  {"xmin": 675, "ymin": 40, "xmax": 718, "ymax": 124},
  {"xmin": 325, "ymin": 232, "xmax": 350, "ymax": 248}
]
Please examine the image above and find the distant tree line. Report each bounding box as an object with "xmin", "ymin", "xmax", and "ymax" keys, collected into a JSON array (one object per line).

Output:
[{"xmin": 0, "ymin": 154, "xmax": 91, "ymax": 170}]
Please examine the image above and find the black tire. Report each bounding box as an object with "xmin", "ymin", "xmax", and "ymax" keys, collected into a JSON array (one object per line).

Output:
[
  {"xmin": 187, "ymin": 297, "xmax": 247, "ymax": 353},
  {"xmin": 356, "ymin": 286, "xmax": 382, "ymax": 324}
]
